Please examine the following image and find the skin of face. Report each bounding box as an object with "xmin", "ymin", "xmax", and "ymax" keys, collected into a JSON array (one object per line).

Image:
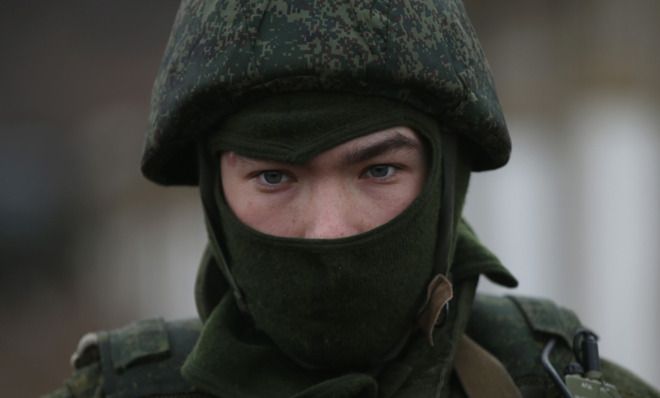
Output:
[{"xmin": 220, "ymin": 127, "xmax": 428, "ymax": 239}]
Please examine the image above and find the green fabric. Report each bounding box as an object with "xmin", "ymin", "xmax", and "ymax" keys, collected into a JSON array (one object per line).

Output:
[
  {"xmin": 601, "ymin": 360, "xmax": 660, "ymax": 398},
  {"xmin": 211, "ymin": 92, "xmax": 439, "ymax": 164},
  {"xmin": 451, "ymin": 220, "xmax": 517, "ymax": 287},
  {"xmin": 183, "ymin": 92, "xmax": 481, "ymax": 396},
  {"xmin": 183, "ymin": 294, "xmax": 378, "ymax": 398},
  {"xmin": 508, "ymin": 295, "xmax": 579, "ymax": 347},
  {"xmin": 194, "ymin": 217, "xmax": 517, "ymax": 323},
  {"xmin": 107, "ymin": 318, "xmax": 169, "ymax": 371},
  {"xmin": 142, "ymin": 0, "xmax": 511, "ymax": 185},
  {"xmin": 215, "ymin": 168, "xmax": 441, "ymax": 370},
  {"xmin": 43, "ymin": 296, "xmax": 660, "ymax": 398},
  {"xmin": 208, "ymin": 93, "xmax": 447, "ymax": 370},
  {"xmin": 465, "ymin": 295, "xmax": 660, "ymax": 398},
  {"xmin": 98, "ymin": 319, "xmax": 202, "ymax": 398},
  {"xmin": 182, "ymin": 279, "xmax": 479, "ymax": 398},
  {"xmin": 41, "ymin": 319, "xmax": 209, "ymax": 398},
  {"xmin": 466, "ymin": 295, "xmax": 580, "ymax": 395}
]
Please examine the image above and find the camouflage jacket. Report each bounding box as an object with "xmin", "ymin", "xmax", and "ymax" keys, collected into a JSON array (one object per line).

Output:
[{"xmin": 43, "ymin": 294, "xmax": 659, "ymax": 398}]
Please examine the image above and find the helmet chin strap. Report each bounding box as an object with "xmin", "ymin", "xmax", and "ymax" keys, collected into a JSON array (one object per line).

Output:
[{"xmin": 196, "ymin": 139, "xmax": 249, "ymax": 314}]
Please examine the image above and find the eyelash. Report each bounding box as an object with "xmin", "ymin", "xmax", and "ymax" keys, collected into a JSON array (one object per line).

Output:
[
  {"xmin": 250, "ymin": 163, "xmax": 403, "ymax": 191},
  {"xmin": 251, "ymin": 170, "xmax": 296, "ymax": 191},
  {"xmin": 361, "ymin": 164, "xmax": 402, "ymax": 180}
]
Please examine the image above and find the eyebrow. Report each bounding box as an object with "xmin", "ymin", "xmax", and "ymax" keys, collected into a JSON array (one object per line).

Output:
[{"xmin": 341, "ymin": 133, "xmax": 421, "ymax": 166}]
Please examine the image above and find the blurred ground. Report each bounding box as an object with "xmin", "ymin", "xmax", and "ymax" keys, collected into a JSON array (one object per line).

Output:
[{"xmin": 0, "ymin": 1, "xmax": 658, "ymax": 396}]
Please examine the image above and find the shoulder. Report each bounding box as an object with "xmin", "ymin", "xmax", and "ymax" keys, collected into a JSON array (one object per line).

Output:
[
  {"xmin": 466, "ymin": 294, "xmax": 659, "ymax": 398},
  {"xmin": 601, "ymin": 360, "xmax": 660, "ymax": 398},
  {"xmin": 42, "ymin": 318, "xmax": 211, "ymax": 398}
]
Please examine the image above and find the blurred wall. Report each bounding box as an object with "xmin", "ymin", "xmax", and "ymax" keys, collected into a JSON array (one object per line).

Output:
[{"xmin": 0, "ymin": 1, "xmax": 657, "ymax": 396}]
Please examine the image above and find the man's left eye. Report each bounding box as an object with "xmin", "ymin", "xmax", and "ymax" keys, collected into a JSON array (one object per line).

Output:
[{"xmin": 364, "ymin": 165, "xmax": 396, "ymax": 179}]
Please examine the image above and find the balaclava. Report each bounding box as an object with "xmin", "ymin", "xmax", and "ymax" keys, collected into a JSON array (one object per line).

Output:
[{"xmin": 183, "ymin": 92, "xmax": 505, "ymax": 397}]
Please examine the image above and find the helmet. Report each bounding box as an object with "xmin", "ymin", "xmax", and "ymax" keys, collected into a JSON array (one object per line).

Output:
[{"xmin": 141, "ymin": 0, "xmax": 511, "ymax": 186}]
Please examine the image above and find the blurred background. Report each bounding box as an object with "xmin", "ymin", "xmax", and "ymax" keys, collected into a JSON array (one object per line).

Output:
[{"xmin": 0, "ymin": 1, "xmax": 658, "ymax": 396}]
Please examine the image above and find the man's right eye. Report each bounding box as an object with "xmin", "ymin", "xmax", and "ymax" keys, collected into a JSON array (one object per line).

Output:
[{"xmin": 258, "ymin": 170, "xmax": 289, "ymax": 185}]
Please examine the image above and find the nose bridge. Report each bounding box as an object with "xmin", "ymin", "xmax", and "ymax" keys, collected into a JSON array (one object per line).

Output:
[{"xmin": 303, "ymin": 178, "xmax": 359, "ymax": 239}]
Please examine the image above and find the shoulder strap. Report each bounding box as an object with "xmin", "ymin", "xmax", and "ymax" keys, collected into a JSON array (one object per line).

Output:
[
  {"xmin": 70, "ymin": 318, "xmax": 205, "ymax": 398},
  {"xmin": 466, "ymin": 294, "xmax": 581, "ymax": 397},
  {"xmin": 454, "ymin": 334, "xmax": 522, "ymax": 398},
  {"xmin": 506, "ymin": 295, "xmax": 579, "ymax": 347}
]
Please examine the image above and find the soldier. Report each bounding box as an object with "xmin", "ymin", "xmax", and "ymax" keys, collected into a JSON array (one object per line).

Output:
[{"xmin": 45, "ymin": 0, "xmax": 659, "ymax": 397}]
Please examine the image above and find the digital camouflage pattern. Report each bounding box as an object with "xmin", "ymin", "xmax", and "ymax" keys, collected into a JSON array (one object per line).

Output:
[
  {"xmin": 44, "ymin": 319, "xmax": 210, "ymax": 398},
  {"xmin": 142, "ymin": 0, "xmax": 511, "ymax": 185},
  {"xmin": 43, "ymin": 295, "xmax": 660, "ymax": 398}
]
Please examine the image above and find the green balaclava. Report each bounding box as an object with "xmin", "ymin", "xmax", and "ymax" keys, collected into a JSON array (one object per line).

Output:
[{"xmin": 184, "ymin": 92, "xmax": 493, "ymax": 397}]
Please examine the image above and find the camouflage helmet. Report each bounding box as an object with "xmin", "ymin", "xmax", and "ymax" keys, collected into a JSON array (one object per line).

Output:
[{"xmin": 142, "ymin": 0, "xmax": 511, "ymax": 186}]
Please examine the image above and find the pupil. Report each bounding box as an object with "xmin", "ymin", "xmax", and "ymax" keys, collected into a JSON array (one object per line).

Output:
[
  {"xmin": 264, "ymin": 171, "xmax": 283, "ymax": 184},
  {"xmin": 370, "ymin": 165, "xmax": 389, "ymax": 177}
]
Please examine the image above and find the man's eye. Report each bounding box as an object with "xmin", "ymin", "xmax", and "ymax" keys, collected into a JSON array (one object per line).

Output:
[
  {"xmin": 364, "ymin": 164, "xmax": 396, "ymax": 179},
  {"xmin": 259, "ymin": 170, "xmax": 289, "ymax": 185}
]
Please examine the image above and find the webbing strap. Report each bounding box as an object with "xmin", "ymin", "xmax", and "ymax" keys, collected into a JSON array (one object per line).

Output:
[{"xmin": 454, "ymin": 334, "xmax": 522, "ymax": 398}]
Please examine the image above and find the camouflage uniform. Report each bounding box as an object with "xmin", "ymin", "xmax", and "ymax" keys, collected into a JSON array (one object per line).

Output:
[
  {"xmin": 45, "ymin": 295, "xmax": 659, "ymax": 398},
  {"xmin": 45, "ymin": 0, "xmax": 659, "ymax": 397}
]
